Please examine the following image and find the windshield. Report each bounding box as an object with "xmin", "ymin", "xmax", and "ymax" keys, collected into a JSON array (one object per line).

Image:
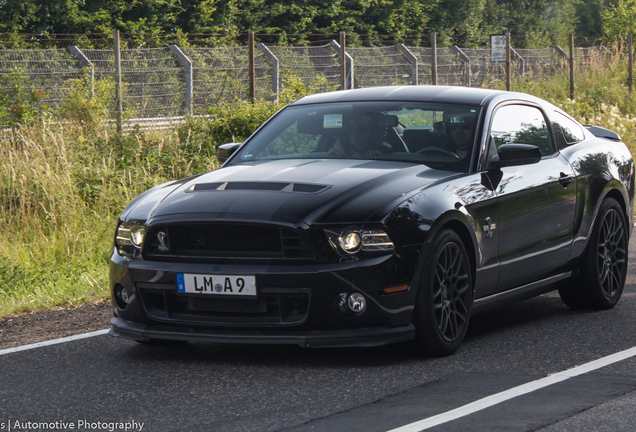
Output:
[{"xmin": 230, "ymin": 101, "xmax": 481, "ymax": 172}]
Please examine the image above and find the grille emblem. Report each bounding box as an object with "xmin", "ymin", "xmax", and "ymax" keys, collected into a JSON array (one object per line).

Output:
[{"xmin": 157, "ymin": 231, "xmax": 169, "ymax": 252}]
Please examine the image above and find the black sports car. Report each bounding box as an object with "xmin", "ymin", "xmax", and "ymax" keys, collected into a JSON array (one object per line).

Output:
[{"xmin": 109, "ymin": 86, "xmax": 634, "ymax": 355}]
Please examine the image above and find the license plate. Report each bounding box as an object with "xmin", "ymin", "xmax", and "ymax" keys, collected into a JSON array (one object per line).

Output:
[{"xmin": 176, "ymin": 273, "xmax": 257, "ymax": 296}]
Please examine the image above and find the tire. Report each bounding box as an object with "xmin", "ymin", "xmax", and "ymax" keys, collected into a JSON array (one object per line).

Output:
[
  {"xmin": 413, "ymin": 229, "xmax": 473, "ymax": 356},
  {"xmin": 559, "ymin": 197, "xmax": 628, "ymax": 310}
]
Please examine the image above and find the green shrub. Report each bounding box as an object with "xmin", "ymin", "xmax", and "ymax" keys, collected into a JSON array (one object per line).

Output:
[
  {"xmin": 57, "ymin": 71, "xmax": 114, "ymax": 134},
  {"xmin": 0, "ymin": 71, "xmax": 48, "ymax": 128}
]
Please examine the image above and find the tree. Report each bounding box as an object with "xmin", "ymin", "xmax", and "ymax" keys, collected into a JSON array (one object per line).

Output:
[
  {"xmin": 428, "ymin": 0, "xmax": 505, "ymax": 46},
  {"xmin": 575, "ymin": 0, "xmax": 605, "ymax": 38},
  {"xmin": 604, "ymin": 0, "xmax": 636, "ymax": 39}
]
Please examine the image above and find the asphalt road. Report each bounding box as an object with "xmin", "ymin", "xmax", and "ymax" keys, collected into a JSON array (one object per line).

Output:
[{"xmin": 3, "ymin": 236, "xmax": 636, "ymax": 432}]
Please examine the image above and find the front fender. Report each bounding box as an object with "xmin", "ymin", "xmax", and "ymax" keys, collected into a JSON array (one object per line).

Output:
[{"xmin": 413, "ymin": 209, "xmax": 479, "ymax": 291}]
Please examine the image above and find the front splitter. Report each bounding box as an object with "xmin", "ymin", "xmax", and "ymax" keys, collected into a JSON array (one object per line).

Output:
[{"xmin": 109, "ymin": 317, "xmax": 415, "ymax": 348}]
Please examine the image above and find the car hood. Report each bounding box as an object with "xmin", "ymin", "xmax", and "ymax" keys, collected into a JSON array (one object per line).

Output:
[{"xmin": 122, "ymin": 159, "xmax": 459, "ymax": 226}]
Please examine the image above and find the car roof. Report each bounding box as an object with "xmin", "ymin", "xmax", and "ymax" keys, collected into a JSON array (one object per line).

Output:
[{"xmin": 289, "ymin": 85, "xmax": 545, "ymax": 108}]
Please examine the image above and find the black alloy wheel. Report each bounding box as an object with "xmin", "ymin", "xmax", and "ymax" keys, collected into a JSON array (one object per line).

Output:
[
  {"xmin": 414, "ymin": 229, "xmax": 473, "ymax": 356},
  {"xmin": 596, "ymin": 206, "xmax": 627, "ymax": 299},
  {"xmin": 559, "ymin": 197, "xmax": 628, "ymax": 309}
]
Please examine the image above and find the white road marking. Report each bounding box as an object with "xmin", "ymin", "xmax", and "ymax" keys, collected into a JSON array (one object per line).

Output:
[
  {"xmin": 387, "ymin": 346, "xmax": 636, "ymax": 432},
  {"xmin": 0, "ymin": 329, "xmax": 109, "ymax": 356}
]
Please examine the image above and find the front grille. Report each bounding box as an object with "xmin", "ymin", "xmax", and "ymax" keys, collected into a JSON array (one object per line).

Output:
[
  {"xmin": 144, "ymin": 223, "xmax": 315, "ymax": 261},
  {"xmin": 137, "ymin": 286, "xmax": 310, "ymax": 326},
  {"xmin": 189, "ymin": 297, "xmax": 266, "ymax": 313}
]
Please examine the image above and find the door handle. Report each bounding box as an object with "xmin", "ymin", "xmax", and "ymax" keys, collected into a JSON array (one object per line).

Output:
[{"xmin": 558, "ymin": 172, "xmax": 573, "ymax": 188}]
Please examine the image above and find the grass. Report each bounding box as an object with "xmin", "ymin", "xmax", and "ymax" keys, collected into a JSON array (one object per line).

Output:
[
  {"xmin": 1, "ymin": 50, "xmax": 636, "ymax": 317},
  {"xmin": 0, "ymin": 120, "xmax": 219, "ymax": 316}
]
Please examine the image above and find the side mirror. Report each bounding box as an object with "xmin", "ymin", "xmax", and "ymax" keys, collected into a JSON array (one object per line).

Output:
[
  {"xmin": 490, "ymin": 143, "xmax": 542, "ymax": 168},
  {"xmin": 217, "ymin": 143, "xmax": 242, "ymax": 163}
]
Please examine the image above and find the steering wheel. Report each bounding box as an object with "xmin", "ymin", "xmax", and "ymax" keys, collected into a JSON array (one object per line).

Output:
[{"xmin": 417, "ymin": 147, "xmax": 460, "ymax": 159}]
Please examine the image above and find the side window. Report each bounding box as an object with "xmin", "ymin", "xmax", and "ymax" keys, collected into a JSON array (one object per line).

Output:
[
  {"xmin": 553, "ymin": 111, "xmax": 586, "ymax": 149},
  {"xmin": 491, "ymin": 105, "xmax": 555, "ymax": 156}
]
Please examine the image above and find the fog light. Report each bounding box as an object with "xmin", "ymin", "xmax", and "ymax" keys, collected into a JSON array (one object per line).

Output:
[
  {"xmin": 121, "ymin": 288, "xmax": 130, "ymax": 303},
  {"xmin": 347, "ymin": 293, "xmax": 367, "ymax": 313},
  {"xmin": 114, "ymin": 284, "xmax": 133, "ymax": 309}
]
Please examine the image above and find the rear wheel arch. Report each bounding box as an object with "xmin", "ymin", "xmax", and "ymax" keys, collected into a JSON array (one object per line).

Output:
[
  {"xmin": 559, "ymin": 196, "xmax": 628, "ymax": 309},
  {"xmin": 584, "ymin": 186, "xmax": 630, "ymax": 247},
  {"xmin": 603, "ymin": 188, "xmax": 629, "ymax": 226}
]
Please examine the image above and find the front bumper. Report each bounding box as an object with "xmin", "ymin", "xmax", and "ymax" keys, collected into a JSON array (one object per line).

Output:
[
  {"xmin": 109, "ymin": 245, "xmax": 421, "ymax": 347},
  {"xmin": 110, "ymin": 317, "xmax": 415, "ymax": 348}
]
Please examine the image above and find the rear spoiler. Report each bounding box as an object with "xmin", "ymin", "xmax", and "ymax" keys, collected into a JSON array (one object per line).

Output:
[{"xmin": 585, "ymin": 125, "xmax": 621, "ymax": 141}]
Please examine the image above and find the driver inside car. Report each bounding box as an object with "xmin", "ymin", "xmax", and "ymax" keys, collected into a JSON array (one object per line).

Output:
[{"xmin": 442, "ymin": 115, "xmax": 474, "ymax": 160}]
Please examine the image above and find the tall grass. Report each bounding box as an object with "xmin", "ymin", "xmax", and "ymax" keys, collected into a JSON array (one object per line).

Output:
[
  {"xmin": 1, "ymin": 52, "xmax": 636, "ymax": 317},
  {"xmin": 0, "ymin": 120, "xmax": 223, "ymax": 315}
]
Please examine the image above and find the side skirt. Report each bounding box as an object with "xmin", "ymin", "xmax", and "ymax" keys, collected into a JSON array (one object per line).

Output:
[{"xmin": 471, "ymin": 272, "xmax": 572, "ymax": 316}]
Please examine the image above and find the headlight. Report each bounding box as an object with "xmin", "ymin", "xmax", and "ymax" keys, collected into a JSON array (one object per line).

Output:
[
  {"xmin": 326, "ymin": 228, "xmax": 394, "ymax": 256},
  {"xmin": 115, "ymin": 222, "xmax": 146, "ymax": 257},
  {"xmin": 339, "ymin": 231, "xmax": 362, "ymax": 253}
]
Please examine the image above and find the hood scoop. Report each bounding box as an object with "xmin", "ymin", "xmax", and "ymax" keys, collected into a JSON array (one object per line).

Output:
[{"xmin": 190, "ymin": 181, "xmax": 330, "ymax": 194}]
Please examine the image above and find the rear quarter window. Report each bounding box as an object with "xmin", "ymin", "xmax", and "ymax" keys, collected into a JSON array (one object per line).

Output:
[
  {"xmin": 553, "ymin": 112, "xmax": 586, "ymax": 149},
  {"xmin": 490, "ymin": 104, "xmax": 555, "ymax": 156}
]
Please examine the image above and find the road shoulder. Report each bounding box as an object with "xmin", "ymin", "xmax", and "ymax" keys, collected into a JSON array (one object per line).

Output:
[{"xmin": 0, "ymin": 301, "xmax": 112, "ymax": 350}]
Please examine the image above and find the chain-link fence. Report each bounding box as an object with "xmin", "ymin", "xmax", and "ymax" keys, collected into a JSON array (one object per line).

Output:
[
  {"xmin": 0, "ymin": 49, "xmax": 85, "ymax": 108},
  {"xmin": 265, "ymin": 43, "xmax": 342, "ymax": 94},
  {"xmin": 181, "ymin": 46, "xmax": 273, "ymax": 109},
  {"xmin": 0, "ymin": 38, "xmax": 623, "ymax": 123},
  {"xmin": 348, "ymin": 45, "xmax": 413, "ymax": 87},
  {"xmin": 81, "ymin": 47, "xmax": 186, "ymax": 118}
]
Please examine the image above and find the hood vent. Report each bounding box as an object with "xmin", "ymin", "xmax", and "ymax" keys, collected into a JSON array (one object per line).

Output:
[{"xmin": 190, "ymin": 182, "xmax": 330, "ymax": 194}]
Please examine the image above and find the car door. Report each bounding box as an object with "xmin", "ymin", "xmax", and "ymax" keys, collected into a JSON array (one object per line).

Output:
[{"xmin": 488, "ymin": 103, "xmax": 577, "ymax": 293}]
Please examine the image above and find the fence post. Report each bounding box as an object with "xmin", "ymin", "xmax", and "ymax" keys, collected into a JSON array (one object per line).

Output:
[
  {"xmin": 569, "ymin": 33, "xmax": 575, "ymax": 100},
  {"xmin": 396, "ymin": 44, "xmax": 418, "ymax": 85},
  {"xmin": 256, "ymin": 43, "xmax": 279, "ymax": 102},
  {"xmin": 248, "ymin": 31, "xmax": 256, "ymax": 104},
  {"xmin": 339, "ymin": 32, "xmax": 347, "ymax": 90},
  {"xmin": 114, "ymin": 29, "xmax": 122, "ymax": 133},
  {"xmin": 329, "ymin": 39, "xmax": 354, "ymax": 90},
  {"xmin": 431, "ymin": 32, "xmax": 437, "ymax": 85},
  {"xmin": 67, "ymin": 46, "xmax": 94, "ymax": 98},
  {"xmin": 451, "ymin": 45, "xmax": 471, "ymax": 87},
  {"xmin": 629, "ymin": 33, "xmax": 633, "ymax": 92},
  {"xmin": 168, "ymin": 45, "xmax": 193, "ymax": 116},
  {"xmin": 505, "ymin": 33, "xmax": 511, "ymax": 91}
]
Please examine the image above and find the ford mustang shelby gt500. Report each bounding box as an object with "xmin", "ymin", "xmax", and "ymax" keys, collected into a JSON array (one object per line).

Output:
[{"xmin": 109, "ymin": 86, "xmax": 634, "ymax": 355}]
